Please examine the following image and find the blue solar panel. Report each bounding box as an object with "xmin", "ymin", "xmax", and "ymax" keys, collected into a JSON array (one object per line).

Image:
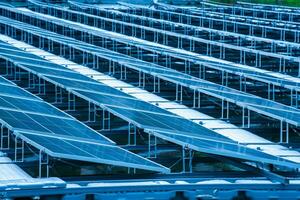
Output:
[
  {"xmin": 76, "ymin": 90, "xmax": 173, "ymax": 115},
  {"xmin": 0, "ymin": 108, "xmax": 111, "ymax": 143},
  {"xmin": 105, "ymin": 105, "xmax": 231, "ymax": 141},
  {"xmin": 0, "ymin": 75, "xmax": 168, "ymax": 172},
  {"xmin": 151, "ymin": 129, "xmax": 300, "ymax": 168},
  {"xmin": 18, "ymin": 131, "xmax": 169, "ymax": 173},
  {"xmin": 0, "ymin": 95, "xmax": 68, "ymax": 118},
  {"xmin": 47, "ymin": 76, "xmax": 130, "ymax": 96},
  {"xmin": 0, "ymin": 77, "xmax": 113, "ymax": 143},
  {"xmin": 21, "ymin": 64, "xmax": 95, "ymax": 82},
  {"xmin": 0, "ymin": 108, "xmax": 49, "ymax": 132},
  {"xmin": 0, "ymin": 84, "xmax": 38, "ymax": 100},
  {"xmin": 0, "ymin": 76, "xmax": 14, "ymax": 84}
]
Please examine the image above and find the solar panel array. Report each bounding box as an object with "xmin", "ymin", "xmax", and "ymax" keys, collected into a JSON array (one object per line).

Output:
[
  {"xmin": 0, "ymin": 0, "xmax": 299, "ymax": 183},
  {"xmin": 0, "ymin": 72, "xmax": 168, "ymax": 173}
]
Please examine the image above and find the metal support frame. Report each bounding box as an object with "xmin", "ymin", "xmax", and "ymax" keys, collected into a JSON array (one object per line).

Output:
[
  {"xmin": 88, "ymin": 101, "xmax": 97, "ymax": 122},
  {"xmin": 39, "ymin": 150, "xmax": 49, "ymax": 178},
  {"xmin": 67, "ymin": 92, "xmax": 76, "ymax": 111},
  {"xmin": 182, "ymin": 146, "xmax": 193, "ymax": 173},
  {"xmin": 239, "ymin": 76, "xmax": 247, "ymax": 92},
  {"xmin": 5, "ymin": 60, "xmax": 13, "ymax": 76},
  {"xmin": 148, "ymin": 133, "xmax": 157, "ymax": 158},
  {"xmin": 119, "ymin": 64, "xmax": 127, "ymax": 80},
  {"xmin": 193, "ymin": 90, "xmax": 201, "ymax": 108},
  {"xmin": 175, "ymin": 84, "xmax": 183, "ymax": 103},
  {"xmin": 221, "ymin": 71, "xmax": 228, "ymax": 86},
  {"xmin": 14, "ymin": 135, "xmax": 24, "ymax": 162},
  {"xmin": 267, "ymin": 83, "xmax": 275, "ymax": 100},
  {"xmin": 198, "ymin": 64, "xmax": 205, "ymax": 79},
  {"xmin": 102, "ymin": 109, "xmax": 111, "ymax": 130},
  {"xmin": 153, "ymin": 76, "xmax": 160, "ymax": 93},
  {"xmin": 280, "ymin": 120, "xmax": 289, "ymax": 144},
  {"xmin": 127, "ymin": 167, "xmax": 136, "ymax": 174},
  {"xmin": 27, "ymin": 72, "xmax": 35, "ymax": 89},
  {"xmin": 221, "ymin": 99, "xmax": 229, "ymax": 120},
  {"xmin": 55, "ymin": 85, "xmax": 63, "ymax": 104},
  {"xmin": 184, "ymin": 60, "xmax": 191, "ymax": 74},
  {"xmin": 0, "ymin": 125, "xmax": 10, "ymax": 150},
  {"xmin": 38, "ymin": 77, "xmax": 46, "ymax": 95},
  {"xmin": 108, "ymin": 60, "xmax": 115, "ymax": 75},
  {"xmin": 127, "ymin": 123, "xmax": 137, "ymax": 146},
  {"xmin": 290, "ymin": 89, "xmax": 299, "ymax": 108},
  {"xmin": 242, "ymin": 107, "xmax": 251, "ymax": 128},
  {"xmin": 13, "ymin": 64, "xmax": 21, "ymax": 81},
  {"xmin": 138, "ymin": 71, "xmax": 145, "ymax": 88}
]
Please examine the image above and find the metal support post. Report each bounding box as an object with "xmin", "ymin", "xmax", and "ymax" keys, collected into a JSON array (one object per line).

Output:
[
  {"xmin": 55, "ymin": 85, "xmax": 63, "ymax": 104},
  {"xmin": 239, "ymin": 76, "xmax": 247, "ymax": 92},
  {"xmin": 102, "ymin": 109, "xmax": 111, "ymax": 130},
  {"xmin": 128, "ymin": 123, "xmax": 137, "ymax": 146},
  {"xmin": 221, "ymin": 99, "xmax": 229, "ymax": 119},
  {"xmin": 5, "ymin": 60, "xmax": 12, "ymax": 76},
  {"xmin": 193, "ymin": 90, "xmax": 201, "ymax": 108},
  {"xmin": 39, "ymin": 150, "xmax": 49, "ymax": 178},
  {"xmin": 267, "ymin": 83, "xmax": 275, "ymax": 100},
  {"xmin": 182, "ymin": 146, "xmax": 193, "ymax": 173},
  {"xmin": 175, "ymin": 84, "xmax": 183, "ymax": 104},
  {"xmin": 221, "ymin": 71, "xmax": 228, "ymax": 86},
  {"xmin": 153, "ymin": 76, "xmax": 160, "ymax": 93},
  {"xmin": 148, "ymin": 133, "xmax": 157, "ymax": 158},
  {"xmin": 14, "ymin": 136, "xmax": 24, "ymax": 162},
  {"xmin": 184, "ymin": 60, "xmax": 191, "ymax": 74},
  {"xmin": 199, "ymin": 64, "xmax": 205, "ymax": 79},
  {"xmin": 38, "ymin": 77, "xmax": 46, "ymax": 95},
  {"xmin": 242, "ymin": 107, "xmax": 250, "ymax": 128},
  {"xmin": 127, "ymin": 167, "xmax": 136, "ymax": 174},
  {"xmin": 120, "ymin": 64, "xmax": 127, "ymax": 80},
  {"xmin": 138, "ymin": 71, "xmax": 145, "ymax": 88},
  {"xmin": 280, "ymin": 121, "xmax": 289, "ymax": 144},
  {"xmin": 27, "ymin": 72, "xmax": 35, "ymax": 89},
  {"xmin": 0, "ymin": 125, "xmax": 9, "ymax": 150},
  {"xmin": 88, "ymin": 102, "xmax": 96, "ymax": 122},
  {"xmin": 109, "ymin": 60, "xmax": 115, "ymax": 75},
  {"xmin": 67, "ymin": 92, "xmax": 76, "ymax": 111}
]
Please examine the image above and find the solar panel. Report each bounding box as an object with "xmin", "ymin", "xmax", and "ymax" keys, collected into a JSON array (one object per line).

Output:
[
  {"xmin": 46, "ymin": 76, "xmax": 129, "ymax": 96},
  {"xmin": 17, "ymin": 131, "xmax": 169, "ymax": 173},
  {"xmin": 149, "ymin": 129, "xmax": 300, "ymax": 168},
  {"xmin": 0, "ymin": 76, "xmax": 14, "ymax": 85},
  {"xmin": 0, "ymin": 77, "xmax": 168, "ymax": 173},
  {"xmin": 0, "ymin": 95, "xmax": 68, "ymax": 118},
  {"xmin": 104, "ymin": 105, "xmax": 231, "ymax": 141},
  {"xmin": 0, "ymin": 84, "xmax": 38, "ymax": 100},
  {"xmin": 0, "ymin": 108, "xmax": 113, "ymax": 143},
  {"xmin": 75, "ymin": 90, "xmax": 174, "ymax": 115}
]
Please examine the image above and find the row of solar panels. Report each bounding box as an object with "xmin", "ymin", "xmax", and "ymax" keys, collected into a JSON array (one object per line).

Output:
[
  {"xmin": 0, "ymin": 37, "xmax": 299, "ymax": 170},
  {"xmin": 67, "ymin": 1, "xmax": 300, "ymax": 89},
  {"xmin": 0, "ymin": 2, "xmax": 299, "ymax": 173},
  {"xmin": 0, "ymin": 9, "xmax": 298, "ymax": 127},
  {"xmin": 0, "ymin": 75, "xmax": 169, "ymax": 173}
]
